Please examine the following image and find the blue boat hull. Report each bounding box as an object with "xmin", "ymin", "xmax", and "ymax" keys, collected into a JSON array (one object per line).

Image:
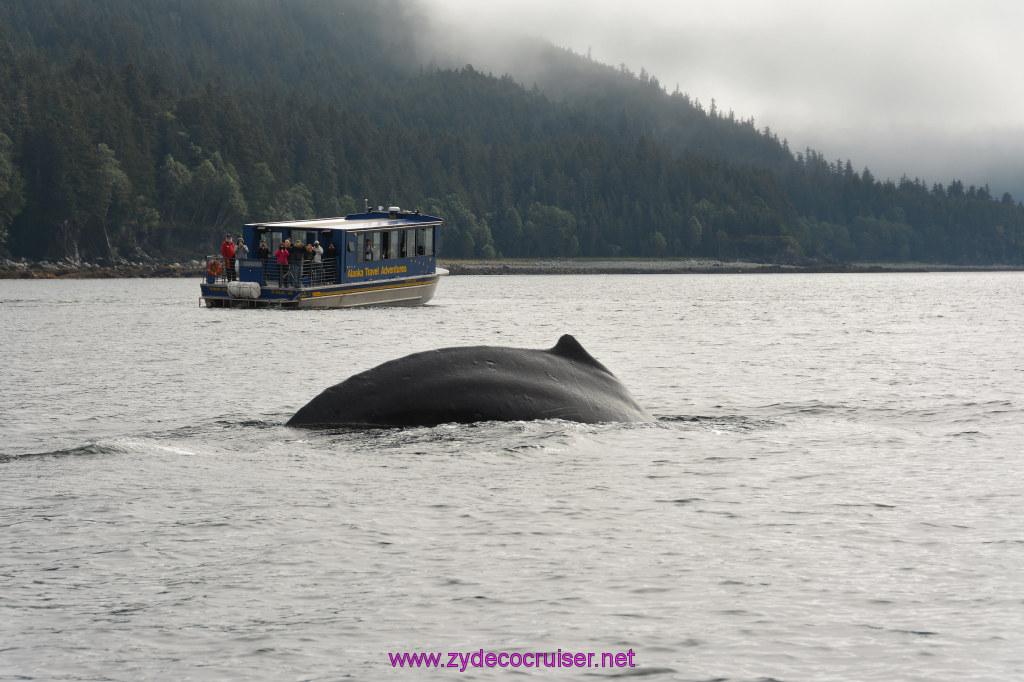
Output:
[{"xmin": 200, "ymin": 273, "xmax": 442, "ymax": 308}]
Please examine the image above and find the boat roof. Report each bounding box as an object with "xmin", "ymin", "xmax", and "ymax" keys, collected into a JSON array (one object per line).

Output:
[{"xmin": 246, "ymin": 210, "xmax": 443, "ymax": 233}]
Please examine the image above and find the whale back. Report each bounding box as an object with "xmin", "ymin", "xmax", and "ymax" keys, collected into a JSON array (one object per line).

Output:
[{"xmin": 287, "ymin": 335, "xmax": 651, "ymax": 427}]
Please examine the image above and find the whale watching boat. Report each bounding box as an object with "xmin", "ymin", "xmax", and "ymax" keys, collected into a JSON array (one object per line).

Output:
[{"xmin": 200, "ymin": 206, "xmax": 445, "ymax": 308}]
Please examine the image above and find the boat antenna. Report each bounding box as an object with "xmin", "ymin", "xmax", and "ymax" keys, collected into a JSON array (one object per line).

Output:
[{"xmin": 364, "ymin": 198, "xmax": 370, "ymax": 213}]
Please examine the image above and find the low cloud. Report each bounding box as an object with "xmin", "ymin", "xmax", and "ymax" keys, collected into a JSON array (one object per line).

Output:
[{"xmin": 420, "ymin": 0, "xmax": 1024, "ymax": 199}]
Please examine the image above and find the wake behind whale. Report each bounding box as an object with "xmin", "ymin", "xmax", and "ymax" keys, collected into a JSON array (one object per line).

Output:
[{"xmin": 286, "ymin": 335, "xmax": 652, "ymax": 428}]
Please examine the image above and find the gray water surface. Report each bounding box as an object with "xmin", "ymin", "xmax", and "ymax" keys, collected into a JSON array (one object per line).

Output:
[{"xmin": 1, "ymin": 273, "xmax": 1022, "ymax": 681}]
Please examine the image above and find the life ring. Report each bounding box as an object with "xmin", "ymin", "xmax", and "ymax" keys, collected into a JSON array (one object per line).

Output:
[{"xmin": 207, "ymin": 259, "xmax": 223, "ymax": 277}]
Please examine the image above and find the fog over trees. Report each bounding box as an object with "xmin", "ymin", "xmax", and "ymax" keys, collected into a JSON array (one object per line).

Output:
[{"xmin": 0, "ymin": 0, "xmax": 1021, "ymax": 265}]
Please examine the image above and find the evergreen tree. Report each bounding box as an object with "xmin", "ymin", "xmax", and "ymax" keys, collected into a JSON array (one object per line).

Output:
[{"xmin": 0, "ymin": 132, "xmax": 25, "ymax": 248}]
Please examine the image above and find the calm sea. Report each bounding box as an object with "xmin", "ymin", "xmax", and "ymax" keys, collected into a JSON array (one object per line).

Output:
[{"xmin": 1, "ymin": 273, "xmax": 1022, "ymax": 681}]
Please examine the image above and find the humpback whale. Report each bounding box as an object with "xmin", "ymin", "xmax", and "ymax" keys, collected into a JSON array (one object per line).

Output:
[{"xmin": 286, "ymin": 335, "xmax": 652, "ymax": 427}]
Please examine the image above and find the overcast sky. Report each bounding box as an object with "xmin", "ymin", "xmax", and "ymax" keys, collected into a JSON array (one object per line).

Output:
[{"xmin": 423, "ymin": 0, "xmax": 1024, "ymax": 199}]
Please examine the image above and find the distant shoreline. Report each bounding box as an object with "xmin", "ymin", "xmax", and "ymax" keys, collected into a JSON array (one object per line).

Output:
[
  {"xmin": 441, "ymin": 259, "xmax": 1024, "ymax": 275},
  {"xmin": 1, "ymin": 257, "xmax": 1021, "ymax": 279}
]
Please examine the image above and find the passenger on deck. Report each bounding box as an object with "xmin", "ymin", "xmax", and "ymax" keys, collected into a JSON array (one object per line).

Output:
[
  {"xmin": 221, "ymin": 234, "xmax": 236, "ymax": 281},
  {"xmin": 324, "ymin": 242, "xmax": 337, "ymax": 281},
  {"xmin": 312, "ymin": 240, "xmax": 324, "ymax": 283},
  {"xmin": 275, "ymin": 241, "xmax": 290, "ymax": 285},
  {"xmin": 364, "ymin": 239, "xmax": 375, "ymax": 261},
  {"xmin": 234, "ymin": 237, "xmax": 249, "ymax": 276},
  {"xmin": 290, "ymin": 240, "xmax": 305, "ymax": 285},
  {"xmin": 257, "ymin": 239, "xmax": 270, "ymax": 263}
]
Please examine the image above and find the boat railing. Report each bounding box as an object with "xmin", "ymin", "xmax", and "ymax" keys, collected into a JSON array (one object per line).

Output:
[{"xmin": 203, "ymin": 256, "xmax": 338, "ymax": 288}]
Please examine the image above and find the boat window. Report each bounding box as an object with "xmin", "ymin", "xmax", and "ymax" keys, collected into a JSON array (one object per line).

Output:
[
  {"xmin": 417, "ymin": 227, "xmax": 434, "ymax": 256},
  {"xmin": 359, "ymin": 232, "xmax": 381, "ymax": 262},
  {"xmin": 270, "ymin": 230, "xmax": 288, "ymax": 252},
  {"xmin": 354, "ymin": 227, "xmax": 434, "ymax": 261},
  {"xmin": 404, "ymin": 229, "xmax": 416, "ymax": 257},
  {"xmin": 388, "ymin": 229, "xmax": 403, "ymax": 258}
]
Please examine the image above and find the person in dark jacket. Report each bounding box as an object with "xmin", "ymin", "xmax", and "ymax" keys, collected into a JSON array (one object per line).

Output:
[{"xmin": 289, "ymin": 240, "xmax": 305, "ymax": 285}]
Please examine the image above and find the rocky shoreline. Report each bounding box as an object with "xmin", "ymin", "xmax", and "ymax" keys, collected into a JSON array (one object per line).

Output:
[
  {"xmin": 2, "ymin": 257, "xmax": 1020, "ymax": 279},
  {"xmin": 0, "ymin": 258, "xmax": 206, "ymax": 279}
]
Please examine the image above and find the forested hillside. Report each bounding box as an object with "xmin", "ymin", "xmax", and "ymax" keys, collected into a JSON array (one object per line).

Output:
[{"xmin": 1, "ymin": 0, "xmax": 1022, "ymax": 264}]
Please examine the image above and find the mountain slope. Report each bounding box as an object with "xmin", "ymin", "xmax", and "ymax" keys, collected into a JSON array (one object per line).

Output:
[{"xmin": 0, "ymin": 0, "xmax": 1021, "ymax": 264}]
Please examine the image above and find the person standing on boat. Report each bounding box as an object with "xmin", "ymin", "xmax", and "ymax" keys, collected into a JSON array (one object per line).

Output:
[
  {"xmin": 364, "ymin": 238, "xmax": 375, "ymax": 262},
  {"xmin": 312, "ymin": 240, "xmax": 324, "ymax": 283},
  {"xmin": 220, "ymin": 234, "xmax": 236, "ymax": 281},
  {"xmin": 324, "ymin": 242, "xmax": 338, "ymax": 281},
  {"xmin": 234, "ymin": 237, "xmax": 249, "ymax": 277},
  {"xmin": 289, "ymin": 239, "xmax": 305, "ymax": 286},
  {"xmin": 275, "ymin": 240, "xmax": 290, "ymax": 285},
  {"xmin": 257, "ymin": 239, "xmax": 270, "ymax": 284}
]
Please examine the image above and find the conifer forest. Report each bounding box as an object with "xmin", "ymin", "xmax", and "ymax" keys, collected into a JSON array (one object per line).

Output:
[{"xmin": 1, "ymin": 0, "xmax": 1021, "ymax": 265}]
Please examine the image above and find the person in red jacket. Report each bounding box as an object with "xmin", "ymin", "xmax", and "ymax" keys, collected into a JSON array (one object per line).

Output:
[
  {"xmin": 219, "ymin": 231, "xmax": 234, "ymax": 278},
  {"xmin": 275, "ymin": 240, "xmax": 290, "ymax": 285},
  {"xmin": 220, "ymin": 234, "xmax": 236, "ymax": 281}
]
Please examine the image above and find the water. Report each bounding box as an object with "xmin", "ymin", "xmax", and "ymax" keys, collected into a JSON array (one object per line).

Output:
[{"xmin": 1, "ymin": 273, "xmax": 1022, "ymax": 681}]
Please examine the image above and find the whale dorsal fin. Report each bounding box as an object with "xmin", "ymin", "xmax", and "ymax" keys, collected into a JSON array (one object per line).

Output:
[{"xmin": 550, "ymin": 334, "xmax": 610, "ymax": 372}]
